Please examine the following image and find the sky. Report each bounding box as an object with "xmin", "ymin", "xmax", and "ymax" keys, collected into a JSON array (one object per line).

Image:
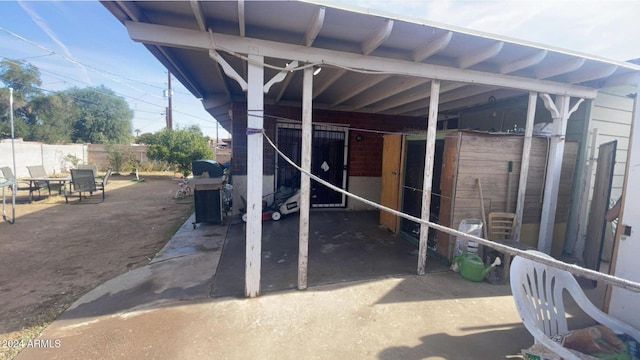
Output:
[{"xmin": 1, "ymin": 0, "xmax": 639, "ymax": 141}]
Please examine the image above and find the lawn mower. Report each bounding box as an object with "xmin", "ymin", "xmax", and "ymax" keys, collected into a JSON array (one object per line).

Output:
[{"xmin": 241, "ymin": 186, "xmax": 300, "ymax": 222}]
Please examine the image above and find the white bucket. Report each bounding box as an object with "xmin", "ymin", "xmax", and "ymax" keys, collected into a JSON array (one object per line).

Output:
[{"xmin": 453, "ymin": 219, "xmax": 483, "ymax": 257}]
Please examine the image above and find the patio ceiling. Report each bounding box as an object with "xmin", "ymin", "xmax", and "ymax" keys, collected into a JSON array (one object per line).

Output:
[{"xmin": 101, "ymin": 0, "xmax": 640, "ymax": 132}]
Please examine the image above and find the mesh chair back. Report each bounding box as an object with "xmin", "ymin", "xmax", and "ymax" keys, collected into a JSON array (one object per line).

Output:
[
  {"xmin": 70, "ymin": 169, "xmax": 96, "ymax": 192},
  {"xmin": 0, "ymin": 167, "xmax": 14, "ymax": 180}
]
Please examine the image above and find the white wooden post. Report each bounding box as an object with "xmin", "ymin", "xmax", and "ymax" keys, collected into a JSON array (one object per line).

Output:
[
  {"xmin": 538, "ymin": 95, "xmax": 570, "ymax": 254},
  {"xmin": 298, "ymin": 66, "xmax": 313, "ymax": 290},
  {"xmin": 418, "ymin": 80, "xmax": 440, "ymax": 275},
  {"xmin": 513, "ymin": 92, "xmax": 537, "ymax": 241},
  {"xmin": 245, "ymin": 52, "xmax": 264, "ymax": 297}
]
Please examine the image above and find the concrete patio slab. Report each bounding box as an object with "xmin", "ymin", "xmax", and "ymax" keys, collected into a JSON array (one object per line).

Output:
[{"xmin": 15, "ymin": 211, "xmax": 602, "ymax": 360}]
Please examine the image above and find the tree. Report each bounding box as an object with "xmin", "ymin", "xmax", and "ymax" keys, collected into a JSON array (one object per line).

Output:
[
  {"xmin": 146, "ymin": 126, "xmax": 213, "ymax": 176},
  {"xmin": 136, "ymin": 132, "xmax": 156, "ymax": 145},
  {"xmin": 27, "ymin": 93, "xmax": 75, "ymax": 143},
  {"xmin": 0, "ymin": 59, "xmax": 43, "ymax": 138},
  {"xmin": 62, "ymin": 86, "xmax": 133, "ymax": 144},
  {"xmin": 105, "ymin": 143, "xmax": 135, "ymax": 174}
]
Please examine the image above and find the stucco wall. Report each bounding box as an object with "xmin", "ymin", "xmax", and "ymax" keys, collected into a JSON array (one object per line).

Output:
[{"xmin": 0, "ymin": 139, "xmax": 87, "ymax": 178}]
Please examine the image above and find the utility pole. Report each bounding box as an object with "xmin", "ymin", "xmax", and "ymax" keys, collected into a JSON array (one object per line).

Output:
[{"xmin": 165, "ymin": 71, "xmax": 173, "ymax": 129}]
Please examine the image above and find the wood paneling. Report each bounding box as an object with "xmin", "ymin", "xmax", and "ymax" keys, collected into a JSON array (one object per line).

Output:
[
  {"xmin": 584, "ymin": 141, "xmax": 616, "ymax": 273},
  {"xmin": 380, "ymin": 134, "xmax": 403, "ymax": 233},
  {"xmin": 437, "ymin": 132, "xmax": 459, "ymax": 257},
  {"xmin": 437, "ymin": 131, "xmax": 578, "ymax": 259}
]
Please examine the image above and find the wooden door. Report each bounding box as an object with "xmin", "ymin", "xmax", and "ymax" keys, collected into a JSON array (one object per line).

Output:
[
  {"xmin": 584, "ymin": 140, "xmax": 616, "ymax": 274},
  {"xmin": 380, "ymin": 134, "xmax": 403, "ymax": 233}
]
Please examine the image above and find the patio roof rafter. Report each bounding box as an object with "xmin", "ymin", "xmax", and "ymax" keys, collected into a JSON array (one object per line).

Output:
[
  {"xmin": 361, "ymin": 18, "xmax": 394, "ymax": 55},
  {"xmin": 124, "ymin": 21, "xmax": 599, "ymax": 99},
  {"xmin": 349, "ymin": 77, "xmax": 431, "ymax": 111},
  {"xmin": 304, "ymin": 6, "xmax": 325, "ymax": 47},
  {"xmin": 499, "ymin": 50, "xmax": 548, "ymax": 74},
  {"xmin": 457, "ymin": 41, "xmax": 504, "ymax": 69},
  {"xmin": 329, "ymin": 74, "xmax": 392, "ymax": 107},
  {"xmin": 238, "ymin": 0, "xmax": 245, "ymax": 37},
  {"xmin": 412, "ymin": 31, "xmax": 453, "ymax": 62},
  {"xmin": 312, "ymin": 68, "xmax": 344, "ymax": 99},
  {"xmin": 535, "ymin": 57, "xmax": 586, "ymax": 80},
  {"xmin": 370, "ymin": 82, "xmax": 464, "ymax": 114},
  {"xmin": 189, "ymin": 0, "xmax": 207, "ymax": 32}
]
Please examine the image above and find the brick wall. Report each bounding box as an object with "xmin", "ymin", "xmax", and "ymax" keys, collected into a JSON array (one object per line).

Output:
[{"xmin": 231, "ymin": 102, "xmax": 427, "ymax": 177}]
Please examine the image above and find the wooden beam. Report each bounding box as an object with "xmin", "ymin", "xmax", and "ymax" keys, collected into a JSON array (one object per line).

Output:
[
  {"xmin": 124, "ymin": 21, "xmax": 600, "ymax": 98},
  {"xmin": 418, "ymin": 79, "xmax": 440, "ymax": 275},
  {"xmin": 412, "ymin": 31, "xmax": 452, "ymax": 62},
  {"xmin": 513, "ymin": 92, "xmax": 538, "ymax": 241},
  {"xmin": 536, "ymin": 58, "xmax": 585, "ymax": 80},
  {"xmin": 602, "ymin": 72, "xmax": 640, "ymax": 88},
  {"xmin": 313, "ymin": 68, "xmax": 345, "ymax": 99},
  {"xmin": 264, "ymin": 61, "xmax": 297, "ymax": 94},
  {"xmin": 367, "ymin": 83, "xmax": 431, "ymax": 113},
  {"xmin": 189, "ymin": 0, "xmax": 206, "ymax": 32},
  {"xmin": 209, "ymin": 50, "xmax": 247, "ymax": 91},
  {"xmin": 385, "ymin": 85, "xmax": 500, "ymax": 115},
  {"xmin": 238, "ymin": 0, "xmax": 245, "ymax": 37},
  {"xmin": 362, "ymin": 19, "xmax": 393, "ymax": 55},
  {"xmin": 566, "ymin": 64, "xmax": 618, "ymax": 84},
  {"xmin": 202, "ymin": 93, "xmax": 230, "ymax": 110},
  {"xmin": 304, "ymin": 7, "xmax": 325, "ymax": 47},
  {"xmin": 350, "ymin": 77, "xmax": 429, "ymax": 111},
  {"xmin": 457, "ymin": 41, "xmax": 504, "ymax": 69},
  {"xmin": 537, "ymin": 95, "xmax": 584, "ymax": 254},
  {"xmin": 329, "ymin": 75, "xmax": 391, "ymax": 107},
  {"xmin": 499, "ymin": 50, "xmax": 547, "ymax": 74},
  {"xmin": 245, "ymin": 52, "xmax": 263, "ymax": 298},
  {"xmin": 298, "ymin": 66, "xmax": 313, "ymax": 290}
]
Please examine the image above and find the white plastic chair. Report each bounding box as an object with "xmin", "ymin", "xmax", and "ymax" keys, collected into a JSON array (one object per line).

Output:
[{"xmin": 510, "ymin": 250, "xmax": 640, "ymax": 360}]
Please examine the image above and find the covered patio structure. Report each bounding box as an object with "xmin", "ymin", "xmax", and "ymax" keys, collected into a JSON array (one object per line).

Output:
[{"xmin": 102, "ymin": 0, "xmax": 640, "ymax": 298}]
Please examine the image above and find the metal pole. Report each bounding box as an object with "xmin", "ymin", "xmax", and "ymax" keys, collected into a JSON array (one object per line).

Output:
[
  {"xmin": 168, "ymin": 72, "xmax": 173, "ymax": 129},
  {"xmin": 9, "ymin": 88, "xmax": 16, "ymax": 222}
]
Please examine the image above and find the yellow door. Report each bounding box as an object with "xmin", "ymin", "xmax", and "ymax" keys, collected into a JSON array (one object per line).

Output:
[{"xmin": 380, "ymin": 134, "xmax": 403, "ymax": 233}]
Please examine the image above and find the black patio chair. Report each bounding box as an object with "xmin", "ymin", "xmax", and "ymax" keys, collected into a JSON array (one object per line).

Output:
[{"xmin": 66, "ymin": 169, "xmax": 98, "ymax": 203}]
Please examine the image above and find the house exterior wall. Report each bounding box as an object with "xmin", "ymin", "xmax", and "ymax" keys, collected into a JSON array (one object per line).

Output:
[
  {"xmin": 229, "ymin": 102, "xmax": 427, "ymax": 213},
  {"xmin": 588, "ymin": 87, "xmax": 634, "ymax": 201},
  {"xmin": 564, "ymin": 86, "xmax": 635, "ymax": 257},
  {"xmin": 608, "ymin": 84, "xmax": 639, "ymax": 328}
]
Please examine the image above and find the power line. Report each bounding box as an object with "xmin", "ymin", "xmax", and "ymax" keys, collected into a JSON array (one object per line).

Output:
[
  {"xmin": 0, "ymin": 55, "xmax": 222, "ymax": 127},
  {"xmin": 0, "ymin": 28, "xmax": 227, "ymax": 132},
  {"xmin": 0, "ymin": 25, "xmax": 192, "ymax": 97}
]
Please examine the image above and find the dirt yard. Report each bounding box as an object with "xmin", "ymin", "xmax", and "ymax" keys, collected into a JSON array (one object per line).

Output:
[{"xmin": 0, "ymin": 174, "xmax": 194, "ymax": 359}]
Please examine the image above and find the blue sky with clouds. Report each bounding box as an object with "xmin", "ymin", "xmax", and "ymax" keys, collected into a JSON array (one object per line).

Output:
[{"xmin": 1, "ymin": 0, "xmax": 639, "ymax": 140}]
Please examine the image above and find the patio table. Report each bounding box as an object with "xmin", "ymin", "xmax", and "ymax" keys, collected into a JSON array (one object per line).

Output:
[{"xmin": 26, "ymin": 176, "xmax": 71, "ymax": 203}]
